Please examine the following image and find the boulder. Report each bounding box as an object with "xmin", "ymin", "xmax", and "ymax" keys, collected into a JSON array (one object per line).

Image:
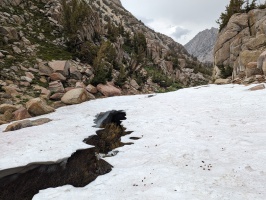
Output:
[
  {"xmin": 69, "ymin": 65, "xmax": 82, "ymax": 80},
  {"xmin": 2, "ymin": 85, "xmax": 19, "ymax": 97},
  {"xmin": 130, "ymin": 79, "xmax": 140, "ymax": 90},
  {"xmin": 4, "ymin": 120, "xmax": 31, "ymax": 132},
  {"xmin": 48, "ymin": 60, "xmax": 70, "ymax": 76},
  {"xmin": 75, "ymin": 81, "xmax": 86, "ymax": 88},
  {"xmin": 86, "ymin": 84, "xmax": 97, "ymax": 94},
  {"xmin": 245, "ymin": 34, "xmax": 266, "ymax": 50},
  {"xmin": 214, "ymin": 79, "xmax": 231, "ymax": 85},
  {"xmin": 245, "ymin": 62, "xmax": 262, "ymax": 77},
  {"xmin": 13, "ymin": 107, "xmax": 31, "ymax": 121},
  {"xmin": 239, "ymin": 50, "xmax": 262, "ymax": 69},
  {"xmin": 0, "ymin": 120, "xmax": 7, "ymax": 125},
  {"xmin": 249, "ymin": 84, "xmax": 265, "ymax": 91},
  {"xmin": 49, "ymin": 73, "xmax": 66, "ymax": 81},
  {"xmin": 0, "ymin": 104, "xmax": 18, "ymax": 114},
  {"xmin": 4, "ymin": 118, "xmax": 51, "ymax": 132},
  {"xmin": 50, "ymin": 93, "xmax": 64, "ymax": 100},
  {"xmin": 25, "ymin": 72, "xmax": 35, "ymax": 80},
  {"xmin": 61, "ymin": 88, "xmax": 88, "ymax": 105},
  {"xmin": 12, "ymin": 46, "xmax": 22, "ymax": 54},
  {"xmin": 0, "ymin": 26, "xmax": 19, "ymax": 40},
  {"xmin": 257, "ymin": 50, "xmax": 266, "ymax": 75},
  {"xmin": 33, "ymin": 85, "xmax": 51, "ymax": 99},
  {"xmin": 48, "ymin": 81, "xmax": 64, "ymax": 93},
  {"xmin": 0, "ymin": 52, "xmax": 4, "ymax": 58},
  {"xmin": 26, "ymin": 98, "xmax": 55, "ymax": 116},
  {"xmin": 39, "ymin": 63, "xmax": 53, "ymax": 75},
  {"xmin": 97, "ymin": 83, "xmax": 122, "ymax": 97},
  {"xmin": 3, "ymin": 110, "xmax": 13, "ymax": 121}
]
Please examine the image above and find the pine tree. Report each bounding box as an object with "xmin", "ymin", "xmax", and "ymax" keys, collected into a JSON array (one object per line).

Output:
[{"xmin": 216, "ymin": 0, "xmax": 245, "ymax": 31}]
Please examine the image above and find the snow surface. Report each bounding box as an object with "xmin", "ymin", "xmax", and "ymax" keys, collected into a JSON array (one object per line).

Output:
[{"xmin": 1, "ymin": 84, "xmax": 266, "ymax": 199}]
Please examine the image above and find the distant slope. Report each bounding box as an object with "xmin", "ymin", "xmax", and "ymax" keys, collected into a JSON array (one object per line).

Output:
[{"xmin": 185, "ymin": 27, "xmax": 218, "ymax": 63}]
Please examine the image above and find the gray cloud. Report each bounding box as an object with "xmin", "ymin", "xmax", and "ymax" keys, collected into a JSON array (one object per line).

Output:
[{"xmin": 171, "ymin": 27, "xmax": 191, "ymax": 39}]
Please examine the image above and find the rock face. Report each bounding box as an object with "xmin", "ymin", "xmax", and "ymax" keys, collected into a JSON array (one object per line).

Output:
[
  {"xmin": 214, "ymin": 9, "xmax": 266, "ymax": 82},
  {"xmin": 185, "ymin": 27, "xmax": 218, "ymax": 63},
  {"xmin": 61, "ymin": 88, "xmax": 88, "ymax": 105}
]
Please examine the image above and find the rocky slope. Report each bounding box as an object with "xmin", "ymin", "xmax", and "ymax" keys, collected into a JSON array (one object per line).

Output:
[
  {"xmin": 0, "ymin": 0, "xmax": 211, "ymax": 125},
  {"xmin": 213, "ymin": 8, "xmax": 266, "ymax": 84},
  {"xmin": 185, "ymin": 27, "xmax": 218, "ymax": 63}
]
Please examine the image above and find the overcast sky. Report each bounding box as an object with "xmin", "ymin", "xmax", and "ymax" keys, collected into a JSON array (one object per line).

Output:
[{"xmin": 120, "ymin": 0, "xmax": 229, "ymax": 45}]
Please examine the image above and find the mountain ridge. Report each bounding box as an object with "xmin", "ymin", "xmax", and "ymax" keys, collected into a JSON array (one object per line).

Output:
[{"xmin": 185, "ymin": 27, "xmax": 218, "ymax": 63}]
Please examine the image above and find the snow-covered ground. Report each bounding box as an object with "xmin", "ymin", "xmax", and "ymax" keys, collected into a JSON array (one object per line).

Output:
[{"xmin": 1, "ymin": 84, "xmax": 266, "ymax": 199}]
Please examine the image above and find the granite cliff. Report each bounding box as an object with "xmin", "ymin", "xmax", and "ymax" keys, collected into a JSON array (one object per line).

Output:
[{"xmin": 213, "ymin": 8, "xmax": 266, "ymax": 84}]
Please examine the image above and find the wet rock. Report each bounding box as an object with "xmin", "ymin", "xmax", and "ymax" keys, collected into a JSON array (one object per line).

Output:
[
  {"xmin": 61, "ymin": 88, "xmax": 88, "ymax": 105},
  {"xmin": 26, "ymin": 98, "xmax": 55, "ymax": 116}
]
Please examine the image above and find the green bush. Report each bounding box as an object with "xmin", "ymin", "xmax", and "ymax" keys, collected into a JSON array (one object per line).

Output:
[
  {"xmin": 219, "ymin": 65, "xmax": 233, "ymax": 78},
  {"xmin": 77, "ymin": 41, "xmax": 99, "ymax": 64},
  {"xmin": 115, "ymin": 66, "xmax": 127, "ymax": 87}
]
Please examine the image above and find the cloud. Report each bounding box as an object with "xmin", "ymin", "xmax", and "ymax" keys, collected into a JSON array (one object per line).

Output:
[
  {"xmin": 136, "ymin": 16, "xmax": 154, "ymax": 24},
  {"xmin": 171, "ymin": 27, "xmax": 191, "ymax": 39}
]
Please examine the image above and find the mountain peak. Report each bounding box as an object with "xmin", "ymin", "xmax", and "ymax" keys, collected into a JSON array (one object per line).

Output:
[{"xmin": 184, "ymin": 28, "xmax": 218, "ymax": 63}]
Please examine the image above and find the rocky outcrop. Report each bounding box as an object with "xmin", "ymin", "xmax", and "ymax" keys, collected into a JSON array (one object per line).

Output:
[
  {"xmin": 249, "ymin": 83, "xmax": 265, "ymax": 91},
  {"xmin": 185, "ymin": 27, "xmax": 218, "ymax": 63},
  {"xmin": 213, "ymin": 9, "xmax": 266, "ymax": 83}
]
